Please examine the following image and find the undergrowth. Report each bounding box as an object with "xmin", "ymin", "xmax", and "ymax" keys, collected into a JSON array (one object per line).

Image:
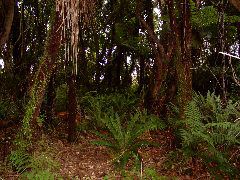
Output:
[
  {"xmin": 80, "ymin": 92, "xmax": 138, "ymax": 129},
  {"xmin": 9, "ymin": 135, "xmax": 61, "ymax": 179},
  {"xmin": 180, "ymin": 92, "xmax": 240, "ymax": 178},
  {"xmin": 93, "ymin": 110, "xmax": 165, "ymax": 170},
  {"xmin": 83, "ymin": 93, "xmax": 166, "ymax": 170},
  {"xmin": 0, "ymin": 98, "xmax": 18, "ymax": 120}
]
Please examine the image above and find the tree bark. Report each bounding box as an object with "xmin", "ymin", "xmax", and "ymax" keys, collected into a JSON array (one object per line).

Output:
[
  {"xmin": 138, "ymin": 11, "xmax": 171, "ymax": 114},
  {"xmin": 67, "ymin": 73, "xmax": 78, "ymax": 142},
  {"xmin": 166, "ymin": 0, "xmax": 192, "ymax": 118},
  {"xmin": 0, "ymin": 0, "xmax": 14, "ymax": 47}
]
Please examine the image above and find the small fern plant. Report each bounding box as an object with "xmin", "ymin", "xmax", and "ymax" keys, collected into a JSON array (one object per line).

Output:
[
  {"xmin": 92, "ymin": 110, "xmax": 165, "ymax": 170},
  {"xmin": 9, "ymin": 148, "xmax": 31, "ymax": 173},
  {"xmin": 81, "ymin": 92, "xmax": 138, "ymax": 129},
  {"xmin": 9, "ymin": 137, "xmax": 61, "ymax": 179},
  {"xmin": 180, "ymin": 92, "xmax": 240, "ymax": 177},
  {"xmin": 20, "ymin": 151, "xmax": 61, "ymax": 179}
]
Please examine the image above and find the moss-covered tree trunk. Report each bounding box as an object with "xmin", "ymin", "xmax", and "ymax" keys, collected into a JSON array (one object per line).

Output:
[
  {"xmin": 21, "ymin": 12, "xmax": 62, "ymax": 141},
  {"xmin": 166, "ymin": 0, "xmax": 192, "ymax": 118}
]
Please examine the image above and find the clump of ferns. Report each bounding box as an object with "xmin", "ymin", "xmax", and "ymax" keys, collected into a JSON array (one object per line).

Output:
[
  {"xmin": 180, "ymin": 92, "xmax": 240, "ymax": 177},
  {"xmin": 9, "ymin": 135, "xmax": 61, "ymax": 179},
  {"xmin": 92, "ymin": 109, "xmax": 165, "ymax": 170},
  {"xmin": 81, "ymin": 92, "xmax": 138, "ymax": 129}
]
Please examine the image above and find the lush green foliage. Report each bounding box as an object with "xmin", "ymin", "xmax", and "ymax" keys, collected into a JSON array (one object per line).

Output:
[
  {"xmin": 180, "ymin": 92, "xmax": 240, "ymax": 177},
  {"xmin": 20, "ymin": 151, "xmax": 60, "ymax": 179},
  {"xmin": 86, "ymin": 93, "xmax": 166, "ymax": 169},
  {"xmin": 81, "ymin": 92, "xmax": 139, "ymax": 128},
  {"xmin": 92, "ymin": 110, "xmax": 162, "ymax": 169},
  {"xmin": 9, "ymin": 149, "xmax": 31, "ymax": 173}
]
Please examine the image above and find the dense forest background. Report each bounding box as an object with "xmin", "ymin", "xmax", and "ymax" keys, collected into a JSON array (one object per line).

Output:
[{"xmin": 0, "ymin": 0, "xmax": 240, "ymax": 179}]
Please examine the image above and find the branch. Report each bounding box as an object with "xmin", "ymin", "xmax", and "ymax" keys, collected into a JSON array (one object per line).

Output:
[
  {"xmin": 137, "ymin": 16, "xmax": 168, "ymax": 60},
  {"xmin": 219, "ymin": 52, "xmax": 240, "ymax": 87}
]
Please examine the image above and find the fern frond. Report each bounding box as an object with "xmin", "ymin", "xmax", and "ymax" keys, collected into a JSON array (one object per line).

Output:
[
  {"xmin": 185, "ymin": 101, "xmax": 202, "ymax": 122},
  {"xmin": 9, "ymin": 150, "xmax": 31, "ymax": 173},
  {"xmin": 92, "ymin": 140, "xmax": 117, "ymax": 149}
]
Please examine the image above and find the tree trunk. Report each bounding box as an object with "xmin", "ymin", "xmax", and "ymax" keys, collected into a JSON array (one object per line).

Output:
[
  {"xmin": 78, "ymin": 25, "xmax": 89, "ymax": 88},
  {"xmin": 67, "ymin": 73, "xmax": 78, "ymax": 142},
  {"xmin": 229, "ymin": 0, "xmax": 240, "ymax": 11},
  {"xmin": 0, "ymin": 0, "xmax": 14, "ymax": 47},
  {"xmin": 137, "ymin": 0, "xmax": 172, "ymax": 114},
  {"xmin": 166, "ymin": 0, "xmax": 192, "ymax": 118},
  {"xmin": 21, "ymin": 11, "xmax": 62, "ymax": 141},
  {"xmin": 113, "ymin": 45, "xmax": 125, "ymax": 89},
  {"xmin": 138, "ymin": 55, "xmax": 146, "ymax": 93},
  {"xmin": 218, "ymin": 1, "xmax": 227, "ymax": 104}
]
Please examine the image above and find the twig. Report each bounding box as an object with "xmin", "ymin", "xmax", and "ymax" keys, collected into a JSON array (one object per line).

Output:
[
  {"xmin": 140, "ymin": 160, "xmax": 143, "ymax": 179},
  {"xmin": 219, "ymin": 52, "xmax": 240, "ymax": 60}
]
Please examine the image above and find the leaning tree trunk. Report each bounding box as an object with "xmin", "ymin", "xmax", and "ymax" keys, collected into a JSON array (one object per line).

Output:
[{"xmin": 21, "ymin": 12, "xmax": 62, "ymax": 142}]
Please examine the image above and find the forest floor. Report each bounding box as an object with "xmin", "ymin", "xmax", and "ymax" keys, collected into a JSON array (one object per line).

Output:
[{"xmin": 0, "ymin": 115, "xmax": 214, "ymax": 179}]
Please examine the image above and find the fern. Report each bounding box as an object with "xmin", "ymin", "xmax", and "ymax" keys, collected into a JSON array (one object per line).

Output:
[
  {"xmin": 9, "ymin": 137, "xmax": 61, "ymax": 179},
  {"xmin": 9, "ymin": 149, "xmax": 31, "ymax": 173},
  {"xmin": 84, "ymin": 93, "xmax": 165, "ymax": 170},
  {"xmin": 81, "ymin": 92, "xmax": 138, "ymax": 129},
  {"xmin": 93, "ymin": 110, "xmax": 164, "ymax": 170},
  {"xmin": 21, "ymin": 170, "xmax": 55, "ymax": 180},
  {"xmin": 180, "ymin": 92, "xmax": 240, "ymax": 177},
  {"xmin": 20, "ymin": 152, "xmax": 60, "ymax": 179}
]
